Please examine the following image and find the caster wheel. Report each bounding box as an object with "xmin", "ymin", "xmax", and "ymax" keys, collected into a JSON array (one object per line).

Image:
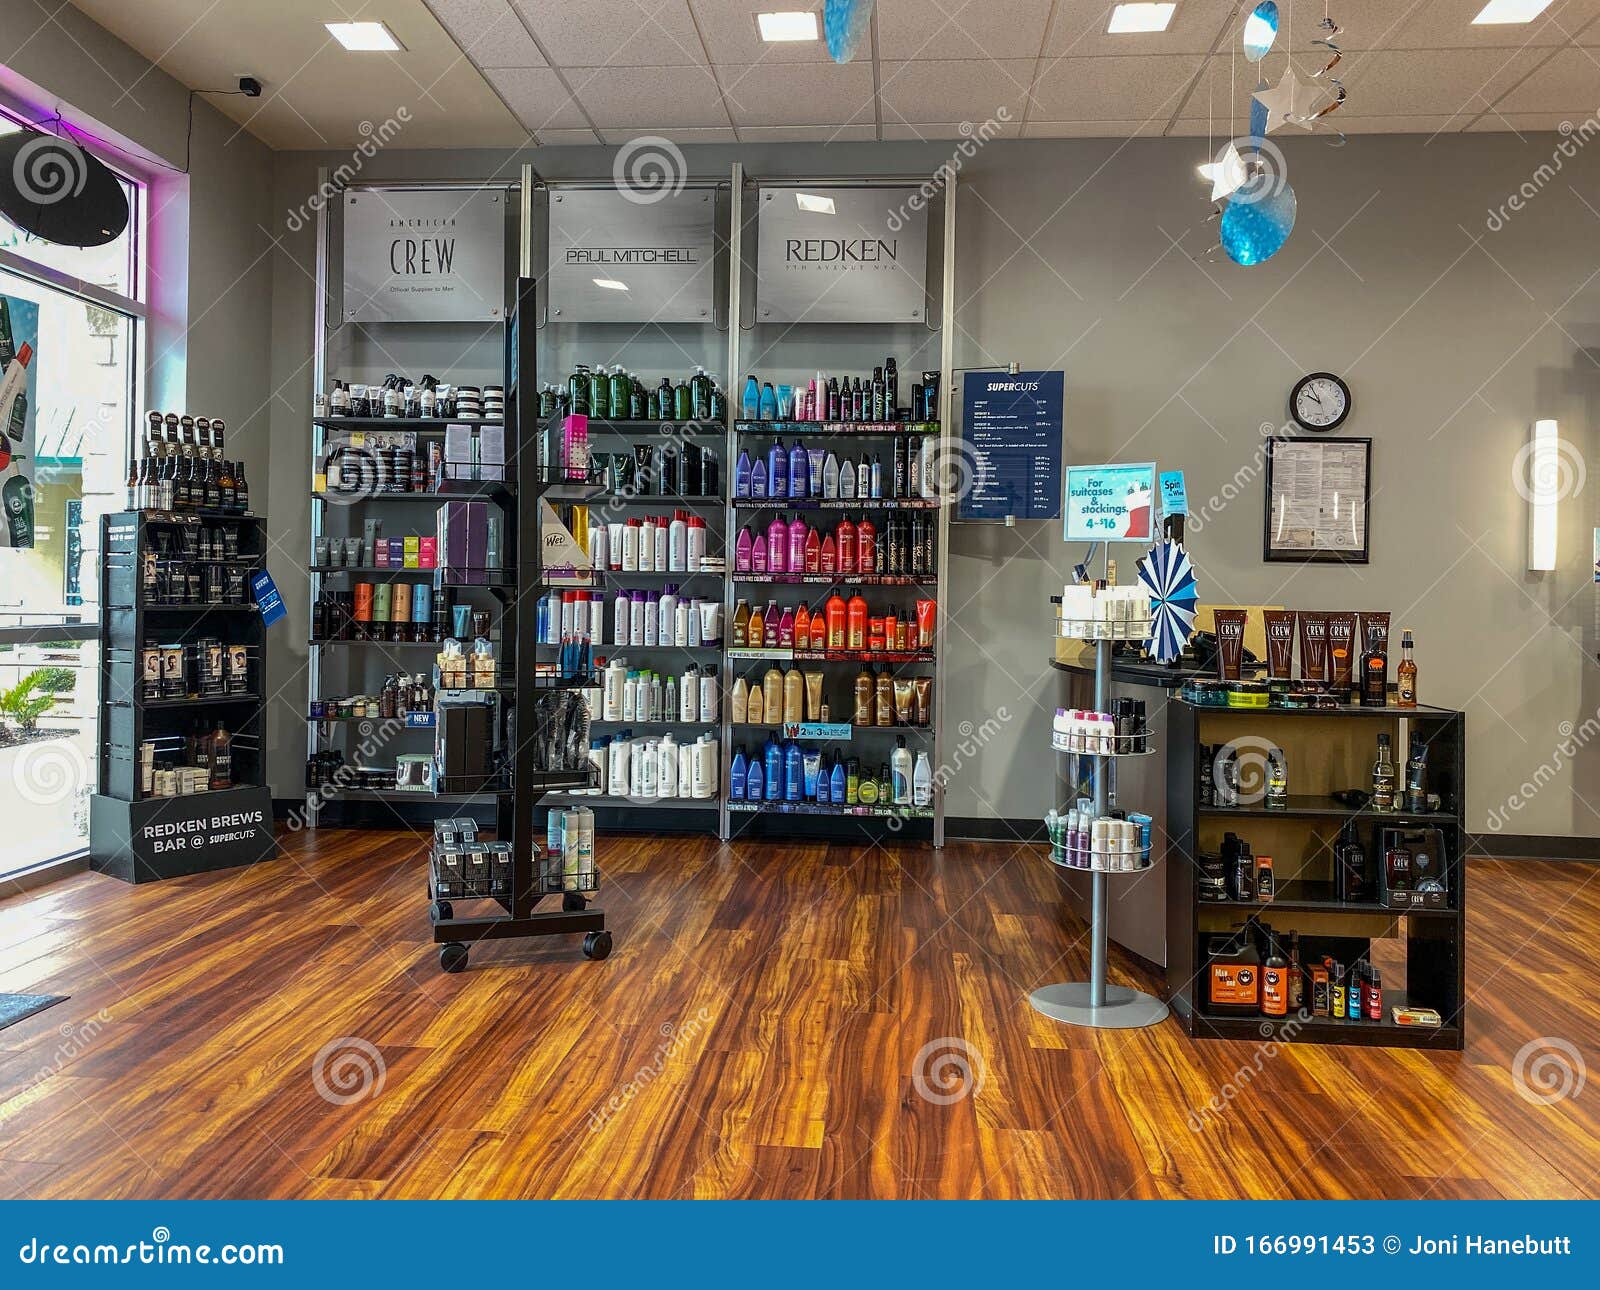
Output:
[
  {"xmin": 562, "ymin": 892, "xmax": 586, "ymax": 912},
  {"xmin": 582, "ymin": 930, "xmax": 613, "ymax": 961},
  {"xmin": 439, "ymin": 942, "xmax": 468, "ymax": 973},
  {"xmin": 431, "ymin": 900, "xmax": 453, "ymax": 923}
]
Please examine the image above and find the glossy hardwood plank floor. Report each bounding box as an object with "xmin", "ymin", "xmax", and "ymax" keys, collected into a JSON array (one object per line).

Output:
[{"xmin": 0, "ymin": 831, "xmax": 1596, "ymax": 1199}]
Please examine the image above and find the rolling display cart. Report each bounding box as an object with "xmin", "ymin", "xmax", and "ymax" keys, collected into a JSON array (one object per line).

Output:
[
  {"xmin": 1030, "ymin": 593, "xmax": 1169, "ymax": 1029},
  {"xmin": 428, "ymin": 273, "xmax": 613, "ymax": 971},
  {"xmin": 91, "ymin": 510, "xmax": 277, "ymax": 882}
]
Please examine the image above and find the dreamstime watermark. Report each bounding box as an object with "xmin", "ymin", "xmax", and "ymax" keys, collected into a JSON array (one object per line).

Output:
[
  {"xmin": 588, "ymin": 1006, "xmax": 714, "ymax": 1131},
  {"xmin": 26, "ymin": 1009, "xmax": 111, "ymax": 1090},
  {"xmin": 10, "ymin": 739, "xmax": 90, "ymax": 808},
  {"xmin": 1205, "ymin": 136, "xmax": 1291, "ymax": 208},
  {"xmin": 1187, "ymin": 1010, "xmax": 1309, "ymax": 1132},
  {"xmin": 311, "ymin": 1035, "xmax": 386, "ymax": 1106},
  {"xmin": 1512, "ymin": 1036, "xmax": 1586, "ymax": 1105},
  {"xmin": 1511, "ymin": 434, "xmax": 1586, "ymax": 506},
  {"xmin": 284, "ymin": 107, "xmax": 412, "ymax": 233},
  {"xmin": 1185, "ymin": 422, "xmax": 1279, "ymax": 536},
  {"xmin": 1485, "ymin": 112, "xmax": 1600, "ymax": 232},
  {"xmin": 11, "ymin": 133, "xmax": 89, "ymax": 206},
  {"xmin": 1484, "ymin": 707, "xmax": 1600, "ymax": 832},
  {"xmin": 1212, "ymin": 735, "xmax": 1280, "ymax": 808},
  {"xmin": 612, "ymin": 136, "xmax": 688, "ymax": 206},
  {"xmin": 287, "ymin": 717, "xmax": 413, "ymax": 828},
  {"xmin": 886, "ymin": 108, "xmax": 1013, "ymax": 232},
  {"xmin": 911, "ymin": 1036, "xmax": 985, "ymax": 1105}
]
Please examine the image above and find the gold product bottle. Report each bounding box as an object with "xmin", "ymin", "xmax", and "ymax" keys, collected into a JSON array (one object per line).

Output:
[
  {"xmin": 853, "ymin": 666, "xmax": 874, "ymax": 727},
  {"xmin": 731, "ymin": 675, "xmax": 748, "ymax": 723},
  {"xmin": 783, "ymin": 668, "xmax": 804, "ymax": 724},
  {"xmin": 747, "ymin": 681, "xmax": 764, "ymax": 724},
  {"xmin": 762, "ymin": 666, "xmax": 784, "ymax": 721},
  {"xmin": 875, "ymin": 667, "xmax": 894, "ymax": 727}
]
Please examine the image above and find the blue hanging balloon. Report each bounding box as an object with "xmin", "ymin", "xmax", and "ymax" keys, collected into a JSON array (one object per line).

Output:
[
  {"xmin": 825, "ymin": 0, "xmax": 875, "ymax": 64},
  {"xmin": 1220, "ymin": 182, "xmax": 1297, "ymax": 266},
  {"xmin": 1249, "ymin": 96, "xmax": 1269, "ymax": 143},
  {"xmin": 1244, "ymin": 2, "xmax": 1279, "ymax": 63}
]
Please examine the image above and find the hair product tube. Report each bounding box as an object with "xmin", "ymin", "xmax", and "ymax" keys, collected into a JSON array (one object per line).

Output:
[
  {"xmin": 1262, "ymin": 609, "xmax": 1296, "ymax": 681},
  {"xmin": 1359, "ymin": 610, "xmax": 1391, "ymax": 660},
  {"xmin": 1326, "ymin": 611, "xmax": 1358, "ymax": 690},
  {"xmin": 1298, "ymin": 611, "xmax": 1330, "ymax": 683},
  {"xmin": 804, "ymin": 669, "xmax": 824, "ymax": 722},
  {"xmin": 1212, "ymin": 608, "xmax": 1248, "ymax": 681}
]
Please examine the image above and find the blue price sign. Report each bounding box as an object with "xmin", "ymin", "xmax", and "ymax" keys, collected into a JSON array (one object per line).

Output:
[
  {"xmin": 959, "ymin": 370, "xmax": 1064, "ymax": 520},
  {"xmin": 1064, "ymin": 462, "xmax": 1156, "ymax": 543},
  {"xmin": 251, "ymin": 569, "xmax": 286, "ymax": 627}
]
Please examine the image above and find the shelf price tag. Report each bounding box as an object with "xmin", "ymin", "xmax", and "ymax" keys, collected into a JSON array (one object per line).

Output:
[
  {"xmin": 251, "ymin": 570, "xmax": 286, "ymax": 627},
  {"xmin": 784, "ymin": 722, "xmax": 852, "ymax": 739}
]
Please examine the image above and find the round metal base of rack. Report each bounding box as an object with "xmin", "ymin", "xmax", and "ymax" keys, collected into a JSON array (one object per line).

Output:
[{"xmin": 1028, "ymin": 982, "xmax": 1170, "ymax": 1029}]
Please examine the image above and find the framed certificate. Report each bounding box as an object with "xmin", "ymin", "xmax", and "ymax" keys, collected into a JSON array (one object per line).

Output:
[{"xmin": 1263, "ymin": 437, "xmax": 1371, "ymax": 564}]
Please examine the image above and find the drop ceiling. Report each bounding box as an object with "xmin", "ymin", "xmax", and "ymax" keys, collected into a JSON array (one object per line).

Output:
[{"xmin": 65, "ymin": 0, "xmax": 1600, "ymax": 148}]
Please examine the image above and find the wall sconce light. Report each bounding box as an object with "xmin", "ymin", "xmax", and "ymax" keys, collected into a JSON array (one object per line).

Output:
[{"xmin": 1527, "ymin": 418, "xmax": 1559, "ymax": 571}]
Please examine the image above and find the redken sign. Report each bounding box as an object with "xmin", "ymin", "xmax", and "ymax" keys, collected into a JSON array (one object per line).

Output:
[
  {"xmin": 755, "ymin": 186, "xmax": 927, "ymax": 324},
  {"xmin": 343, "ymin": 188, "xmax": 506, "ymax": 323}
]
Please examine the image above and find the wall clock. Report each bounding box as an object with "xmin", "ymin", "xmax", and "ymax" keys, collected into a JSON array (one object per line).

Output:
[{"xmin": 1289, "ymin": 371, "xmax": 1351, "ymax": 432}]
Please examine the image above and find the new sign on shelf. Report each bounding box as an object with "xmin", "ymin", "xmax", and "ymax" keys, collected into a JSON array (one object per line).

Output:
[{"xmin": 1063, "ymin": 462, "xmax": 1157, "ymax": 543}]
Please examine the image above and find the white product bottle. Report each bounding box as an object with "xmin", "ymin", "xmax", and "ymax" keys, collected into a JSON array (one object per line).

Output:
[
  {"xmin": 640, "ymin": 516, "xmax": 657, "ymax": 571},
  {"xmin": 822, "ymin": 452, "xmax": 840, "ymax": 499},
  {"xmin": 602, "ymin": 658, "xmax": 626, "ymax": 721},
  {"xmin": 659, "ymin": 734, "xmax": 679, "ymax": 798},
  {"xmin": 629, "ymin": 593, "xmax": 644, "ymax": 646},
  {"xmin": 913, "ymin": 752, "xmax": 933, "ymax": 808},
  {"xmin": 693, "ymin": 734, "xmax": 717, "ymax": 799},
  {"xmin": 576, "ymin": 806, "xmax": 595, "ymax": 892},
  {"xmin": 561, "ymin": 809, "xmax": 581, "ymax": 887},
  {"xmin": 588, "ymin": 525, "xmax": 608, "ymax": 574},
  {"xmin": 891, "ymin": 737, "xmax": 913, "ymax": 805},
  {"xmin": 686, "ymin": 519, "xmax": 706, "ymax": 571},
  {"xmin": 686, "ymin": 601, "xmax": 702, "ymax": 647},
  {"xmin": 588, "ymin": 740, "xmax": 607, "ymax": 796},
  {"xmin": 668, "ymin": 512, "xmax": 688, "ymax": 571},
  {"xmin": 674, "ymin": 599, "xmax": 690, "ymax": 647},
  {"xmin": 622, "ymin": 672, "xmax": 638, "ymax": 721},
  {"xmin": 613, "ymin": 593, "xmax": 629, "ymax": 646},
  {"xmin": 644, "ymin": 594, "xmax": 659, "ymax": 646},
  {"xmin": 699, "ymin": 672, "xmax": 717, "ymax": 722},
  {"xmin": 589, "ymin": 594, "xmax": 605, "ymax": 647},
  {"xmin": 639, "ymin": 739, "xmax": 659, "ymax": 799},
  {"xmin": 654, "ymin": 520, "xmax": 668, "ymax": 571},
  {"xmin": 839, "ymin": 457, "xmax": 856, "ymax": 499},
  {"xmin": 659, "ymin": 589, "xmax": 678, "ymax": 644},
  {"xmin": 649, "ymin": 672, "xmax": 664, "ymax": 722},
  {"xmin": 607, "ymin": 738, "xmax": 629, "ymax": 797},
  {"xmin": 621, "ymin": 521, "xmax": 640, "ymax": 572},
  {"xmin": 629, "ymin": 739, "xmax": 647, "ymax": 797},
  {"xmin": 678, "ymin": 739, "xmax": 694, "ymax": 794},
  {"xmin": 680, "ymin": 667, "xmax": 698, "ymax": 722}
]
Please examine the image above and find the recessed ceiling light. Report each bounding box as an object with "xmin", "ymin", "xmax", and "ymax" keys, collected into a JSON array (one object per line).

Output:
[
  {"xmin": 795, "ymin": 193, "xmax": 835, "ymax": 214},
  {"xmin": 325, "ymin": 21, "xmax": 404, "ymax": 51},
  {"xmin": 593, "ymin": 278, "xmax": 629, "ymax": 291},
  {"xmin": 1107, "ymin": 3, "xmax": 1176, "ymax": 34},
  {"xmin": 1471, "ymin": 0, "xmax": 1554, "ymax": 21},
  {"xmin": 757, "ymin": 11, "xmax": 820, "ymax": 42}
]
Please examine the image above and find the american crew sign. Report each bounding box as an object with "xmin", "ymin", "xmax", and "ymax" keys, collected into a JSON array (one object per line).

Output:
[
  {"xmin": 755, "ymin": 186, "xmax": 928, "ymax": 323},
  {"xmin": 343, "ymin": 188, "xmax": 506, "ymax": 323},
  {"xmin": 547, "ymin": 188, "xmax": 717, "ymax": 323}
]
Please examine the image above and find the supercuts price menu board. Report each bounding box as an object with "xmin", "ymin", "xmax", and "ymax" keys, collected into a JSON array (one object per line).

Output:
[{"xmin": 959, "ymin": 370, "xmax": 1064, "ymax": 520}]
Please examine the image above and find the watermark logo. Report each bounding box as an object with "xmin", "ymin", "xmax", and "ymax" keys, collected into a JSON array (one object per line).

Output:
[
  {"xmin": 921, "ymin": 438, "xmax": 980, "ymax": 507},
  {"xmin": 284, "ymin": 107, "xmax": 411, "ymax": 233},
  {"xmin": 1485, "ymin": 709, "xmax": 1600, "ymax": 832},
  {"xmin": 911, "ymin": 1036, "xmax": 985, "ymax": 1105},
  {"xmin": 588, "ymin": 1007, "xmax": 714, "ymax": 1131},
  {"xmin": 1212, "ymin": 735, "xmax": 1277, "ymax": 807},
  {"xmin": 1513, "ymin": 1036, "xmax": 1586, "ymax": 1105},
  {"xmin": 1511, "ymin": 435, "xmax": 1585, "ymax": 506},
  {"xmin": 311, "ymin": 1036, "xmax": 386, "ymax": 1105},
  {"xmin": 1188, "ymin": 1010, "xmax": 1309, "ymax": 1131},
  {"xmin": 13, "ymin": 134, "xmax": 89, "ymax": 206},
  {"xmin": 887, "ymin": 108, "xmax": 1012, "ymax": 232},
  {"xmin": 11, "ymin": 740, "xmax": 90, "ymax": 807},
  {"xmin": 613, "ymin": 136, "xmax": 688, "ymax": 206},
  {"xmin": 1486, "ymin": 113, "xmax": 1600, "ymax": 232},
  {"xmin": 1208, "ymin": 137, "xmax": 1289, "ymax": 208}
]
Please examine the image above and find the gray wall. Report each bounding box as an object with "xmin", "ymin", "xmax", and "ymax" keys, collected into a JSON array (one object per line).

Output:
[{"xmin": 264, "ymin": 135, "xmax": 1599, "ymax": 842}]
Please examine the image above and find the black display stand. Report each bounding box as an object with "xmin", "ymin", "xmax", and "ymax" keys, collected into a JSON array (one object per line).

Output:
[
  {"xmin": 1165, "ymin": 700, "xmax": 1466, "ymax": 1050},
  {"xmin": 427, "ymin": 276, "xmax": 612, "ymax": 970},
  {"xmin": 90, "ymin": 511, "xmax": 277, "ymax": 882}
]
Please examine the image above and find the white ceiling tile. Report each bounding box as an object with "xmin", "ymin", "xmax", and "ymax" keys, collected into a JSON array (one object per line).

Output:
[
  {"xmin": 1491, "ymin": 45, "xmax": 1600, "ymax": 111},
  {"xmin": 878, "ymin": 59, "xmax": 1036, "ymax": 124},
  {"xmin": 737, "ymin": 124, "xmax": 880, "ymax": 141},
  {"xmin": 1382, "ymin": 0, "xmax": 1600, "ymax": 51},
  {"xmin": 1045, "ymin": 0, "xmax": 1235, "ymax": 58},
  {"xmin": 536, "ymin": 127, "xmax": 605, "ymax": 144},
  {"xmin": 1465, "ymin": 111, "xmax": 1588, "ymax": 130},
  {"xmin": 1023, "ymin": 118, "xmax": 1169, "ymax": 137},
  {"xmin": 1335, "ymin": 47, "xmax": 1548, "ymax": 117},
  {"xmin": 512, "ymin": 0, "xmax": 707, "ymax": 66},
  {"xmin": 424, "ymin": 0, "xmax": 546, "ymax": 67},
  {"xmin": 716, "ymin": 61, "xmax": 876, "ymax": 125},
  {"xmin": 483, "ymin": 66, "xmax": 591, "ymax": 128},
  {"xmin": 690, "ymin": 0, "xmax": 835, "ymax": 63},
  {"xmin": 876, "ymin": 0, "xmax": 1055, "ymax": 60},
  {"xmin": 571, "ymin": 64, "xmax": 731, "ymax": 126},
  {"xmin": 881, "ymin": 120, "xmax": 1024, "ymax": 139},
  {"xmin": 598, "ymin": 126, "xmax": 739, "ymax": 142},
  {"xmin": 1030, "ymin": 54, "xmax": 1205, "ymax": 120}
]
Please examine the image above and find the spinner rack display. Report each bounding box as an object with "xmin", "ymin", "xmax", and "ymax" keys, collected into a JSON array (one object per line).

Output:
[
  {"xmin": 429, "ymin": 273, "xmax": 612, "ymax": 971},
  {"xmin": 1029, "ymin": 591, "xmax": 1169, "ymax": 1029}
]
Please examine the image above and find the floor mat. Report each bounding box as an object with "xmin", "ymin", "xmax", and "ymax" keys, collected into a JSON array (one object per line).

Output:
[{"xmin": 0, "ymin": 994, "xmax": 68, "ymax": 1033}]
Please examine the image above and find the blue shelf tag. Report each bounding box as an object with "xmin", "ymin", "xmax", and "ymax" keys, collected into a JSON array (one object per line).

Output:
[{"xmin": 251, "ymin": 570, "xmax": 286, "ymax": 627}]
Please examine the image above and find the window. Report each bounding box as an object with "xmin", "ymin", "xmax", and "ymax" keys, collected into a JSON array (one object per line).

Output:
[{"xmin": 0, "ymin": 103, "xmax": 145, "ymax": 878}]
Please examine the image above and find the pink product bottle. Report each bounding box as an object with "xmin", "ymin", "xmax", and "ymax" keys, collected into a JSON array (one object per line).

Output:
[
  {"xmin": 787, "ymin": 516, "xmax": 808, "ymax": 573},
  {"xmin": 562, "ymin": 415, "xmax": 589, "ymax": 481},
  {"xmin": 752, "ymin": 536, "xmax": 768, "ymax": 573},
  {"xmin": 766, "ymin": 514, "xmax": 788, "ymax": 574},
  {"xmin": 777, "ymin": 605, "xmax": 796, "ymax": 647},
  {"xmin": 735, "ymin": 526, "xmax": 754, "ymax": 573}
]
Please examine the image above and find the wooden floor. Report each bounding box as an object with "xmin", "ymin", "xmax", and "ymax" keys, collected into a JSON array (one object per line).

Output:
[{"xmin": 1, "ymin": 829, "xmax": 1597, "ymax": 1199}]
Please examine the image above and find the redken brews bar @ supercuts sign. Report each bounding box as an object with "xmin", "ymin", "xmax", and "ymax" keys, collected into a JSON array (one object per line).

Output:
[
  {"xmin": 754, "ymin": 186, "xmax": 928, "ymax": 324},
  {"xmin": 342, "ymin": 188, "xmax": 507, "ymax": 324}
]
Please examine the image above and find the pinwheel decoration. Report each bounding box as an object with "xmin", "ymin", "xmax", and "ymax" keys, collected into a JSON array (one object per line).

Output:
[
  {"xmin": 1138, "ymin": 541, "xmax": 1199, "ymax": 664},
  {"xmin": 825, "ymin": 0, "xmax": 875, "ymax": 63}
]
